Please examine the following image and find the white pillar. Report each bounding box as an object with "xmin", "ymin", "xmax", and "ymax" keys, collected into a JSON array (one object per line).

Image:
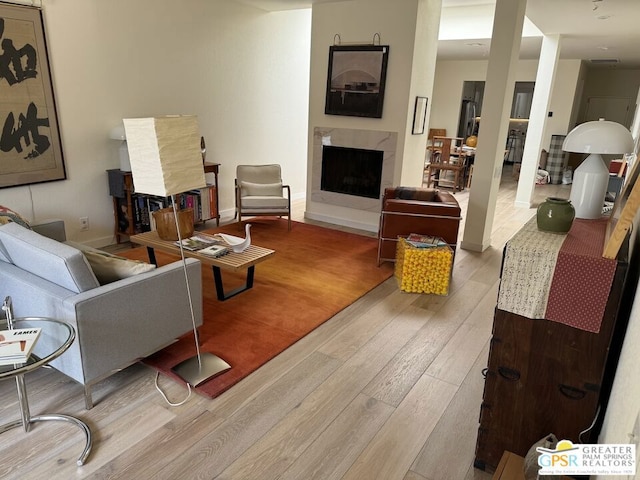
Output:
[
  {"xmin": 515, "ymin": 34, "xmax": 562, "ymax": 208},
  {"xmin": 460, "ymin": 0, "xmax": 527, "ymax": 252}
]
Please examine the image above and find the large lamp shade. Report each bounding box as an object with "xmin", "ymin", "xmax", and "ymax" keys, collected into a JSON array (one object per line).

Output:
[
  {"xmin": 123, "ymin": 116, "xmax": 206, "ymax": 196},
  {"xmin": 123, "ymin": 115, "xmax": 231, "ymax": 387},
  {"xmin": 563, "ymin": 119, "xmax": 634, "ymax": 219}
]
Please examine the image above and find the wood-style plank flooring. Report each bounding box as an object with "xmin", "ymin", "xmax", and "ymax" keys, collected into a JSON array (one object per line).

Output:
[{"xmin": 0, "ymin": 166, "xmax": 570, "ymax": 479}]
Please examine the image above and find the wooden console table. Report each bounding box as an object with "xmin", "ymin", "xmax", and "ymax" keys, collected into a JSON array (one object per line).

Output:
[{"xmin": 474, "ymin": 218, "xmax": 632, "ymax": 472}]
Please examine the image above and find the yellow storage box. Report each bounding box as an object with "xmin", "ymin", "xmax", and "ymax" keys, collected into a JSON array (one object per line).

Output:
[{"xmin": 395, "ymin": 237, "xmax": 453, "ymax": 295}]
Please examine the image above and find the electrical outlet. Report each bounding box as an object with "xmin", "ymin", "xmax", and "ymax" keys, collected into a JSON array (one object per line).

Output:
[{"xmin": 79, "ymin": 216, "xmax": 89, "ymax": 231}]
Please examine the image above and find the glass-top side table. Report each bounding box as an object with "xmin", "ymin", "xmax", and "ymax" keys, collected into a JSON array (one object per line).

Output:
[{"xmin": 0, "ymin": 305, "xmax": 92, "ymax": 466}]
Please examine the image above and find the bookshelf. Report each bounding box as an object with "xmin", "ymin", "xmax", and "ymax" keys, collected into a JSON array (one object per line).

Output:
[{"xmin": 108, "ymin": 163, "xmax": 220, "ymax": 244}]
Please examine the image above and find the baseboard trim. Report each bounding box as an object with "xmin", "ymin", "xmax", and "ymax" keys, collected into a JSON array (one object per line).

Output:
[
  {"xmin": 460, "ymin": 239, "xmax": 491, "ymax": 252},
  {"xmin": 303, "ymin": 211, "xmax": 378, "ymax": 233}
]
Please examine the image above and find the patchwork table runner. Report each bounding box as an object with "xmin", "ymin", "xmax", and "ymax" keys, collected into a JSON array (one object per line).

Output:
[{"xmin": 497, "ymin": 217, "xmax": 617, "ymax": 333}]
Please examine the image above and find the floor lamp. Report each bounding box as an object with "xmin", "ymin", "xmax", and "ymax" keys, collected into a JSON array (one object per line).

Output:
[{"xmin": 123, "ymin": 115, "xmax": 231, "ymax": 387}]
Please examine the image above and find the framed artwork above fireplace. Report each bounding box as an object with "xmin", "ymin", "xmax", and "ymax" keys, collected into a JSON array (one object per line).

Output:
[{"xmin": 324, "ymin": 45, "xmax": 389, "ymax": 118}]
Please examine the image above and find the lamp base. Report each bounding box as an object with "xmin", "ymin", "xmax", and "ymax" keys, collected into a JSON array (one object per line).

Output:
[{"xmin": 171, "ymin": 352, "xmax": 231, "ymax": 387}]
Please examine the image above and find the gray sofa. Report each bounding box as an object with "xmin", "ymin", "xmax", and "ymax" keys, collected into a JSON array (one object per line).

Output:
[{"xmin": 0, "ymin": 221, "xmax": 203, "ymax": 409}]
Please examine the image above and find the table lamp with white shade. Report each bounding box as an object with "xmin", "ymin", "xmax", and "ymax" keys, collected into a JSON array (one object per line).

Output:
[
  {"xmin": 123, "ymin": 115, "xmax": 231, "ymax": 387},
  {"xmin": 563, "ymin": 119, "xmax": 634, "ymax": 219}
]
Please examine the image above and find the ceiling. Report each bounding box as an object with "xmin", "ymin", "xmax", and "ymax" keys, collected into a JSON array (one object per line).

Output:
[{"xmin": 235, "ymin": 0, "xmax": 640, "ymax": 68}]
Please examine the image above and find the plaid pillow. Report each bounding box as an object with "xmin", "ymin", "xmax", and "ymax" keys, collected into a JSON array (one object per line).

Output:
[{"xmin": 0, "ymin": 206, "xmax": 30, "ymax": 229}]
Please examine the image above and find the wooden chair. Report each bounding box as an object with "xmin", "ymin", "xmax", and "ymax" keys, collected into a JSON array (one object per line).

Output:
[
  {"xmin": 426, "ymin": 128, "xmax": 447, "ymax": 162},
  {"xmin": 235, "ymin": 164, "xmax": 291, "ymax": 230},
  {"xmin": 426, "ymin": 137, "xmax": 468, "ymax": 192}
]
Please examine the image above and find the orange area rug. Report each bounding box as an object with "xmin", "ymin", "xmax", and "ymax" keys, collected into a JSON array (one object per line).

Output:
[{"xmin": 123, "ymin": 219, "xmax": 394, "ymax": 399}]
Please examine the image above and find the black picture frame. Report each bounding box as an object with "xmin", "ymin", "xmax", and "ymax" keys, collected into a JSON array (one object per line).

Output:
[
  {"xmin": 0, "ymin": 5, "xmax": 66, "ymax": 189},
  {"xmin": 324, "ymin": 45, "xmax": 389, "ymax": 118},
  {"xmin": 412, "ymin": 96, "xmax": 428, "ymax": 135}
]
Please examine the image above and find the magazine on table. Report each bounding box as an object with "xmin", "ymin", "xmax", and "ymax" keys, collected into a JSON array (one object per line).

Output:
[
  {"xmin": 174, "ymin": 233, "xmax": 224, "ymax": 251},
  {"xmin": 405, "ymin": 233, "xmax": 448, "ymax": 249},
  {"xmin": 199, "ymin": 244, "xmax": 230, "ymax": 258},
  {"xmin": 0, "ymin": 327, "xmax": 42, "ymax": 366}
]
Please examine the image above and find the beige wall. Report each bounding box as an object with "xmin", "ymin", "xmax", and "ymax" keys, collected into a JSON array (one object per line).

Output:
[
  {"xmin": 577, "ymin": 68, "xmax": 640, "ymax": 128},
  {"xmin": 429, "ymin": 59, "xmax": 581, "ymax": 151},
  {"xmin": 1, "ymin": 0, "xmax": 310, "ymax": 246},
  {"xmin": 305, "ymin": 0, "xmax": 441, "ymax": 231}
]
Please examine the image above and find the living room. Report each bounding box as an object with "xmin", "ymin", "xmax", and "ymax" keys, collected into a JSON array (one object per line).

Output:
[{"xmin": 2, "ymin": 0, "xmax": 640, "ymax": 478}]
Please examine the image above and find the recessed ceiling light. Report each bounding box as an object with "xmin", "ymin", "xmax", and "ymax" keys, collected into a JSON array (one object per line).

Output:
[
  {"xmin": 597, "ymin": 14, "xmax": 612, "ymax": 19},
  {"xmin": 465, "ymin": 42, "xmax": 485, "ymax": 47}
]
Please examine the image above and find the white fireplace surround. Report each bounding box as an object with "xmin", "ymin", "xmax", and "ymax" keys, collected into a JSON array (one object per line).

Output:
[{"xmin": 311, "ymin": 127, "xmax": 397, "ymax": 212}]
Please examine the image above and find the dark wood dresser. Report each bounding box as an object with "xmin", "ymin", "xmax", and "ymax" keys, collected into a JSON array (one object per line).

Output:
[{"xmin": 474, "ymin": 218, "xmax": 634, "ymax": 472}]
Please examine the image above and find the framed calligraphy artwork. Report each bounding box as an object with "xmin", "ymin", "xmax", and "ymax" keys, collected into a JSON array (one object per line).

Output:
[{"xmin": 0, "ymin": 5, "xmax": 65, "ymax": 189}]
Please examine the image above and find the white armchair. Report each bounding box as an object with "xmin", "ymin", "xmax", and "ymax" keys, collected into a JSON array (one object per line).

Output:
[{"xmin": 235, "ymin": 164, "xmax": 291, "ymax": 230}]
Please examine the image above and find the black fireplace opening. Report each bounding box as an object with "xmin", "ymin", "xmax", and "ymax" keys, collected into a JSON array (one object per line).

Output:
[{"xmin": 321, "ymin": 145, "xmax": 383, "ymax": 199}]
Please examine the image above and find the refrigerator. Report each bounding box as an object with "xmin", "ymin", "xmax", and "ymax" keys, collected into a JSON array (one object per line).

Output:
[{"xmin": 458, "ymin": 100, "xmax": 478, "ymax": 140}]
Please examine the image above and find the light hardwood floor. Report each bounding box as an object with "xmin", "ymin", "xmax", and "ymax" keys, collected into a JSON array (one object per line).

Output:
[{"xmin": 0, "ymin": 167, "xmax": 570, "ymax": 480}]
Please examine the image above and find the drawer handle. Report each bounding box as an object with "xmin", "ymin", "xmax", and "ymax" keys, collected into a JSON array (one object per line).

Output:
[
  {"xmin": 498, "ymin": 366, "xmax": 520, "ymax": 381},
  {"xmin": 559, "ymin": 384, "xmax": 586, "ymax": 400}
]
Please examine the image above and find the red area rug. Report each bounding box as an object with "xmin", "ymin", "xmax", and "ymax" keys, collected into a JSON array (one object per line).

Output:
[{"xmin": 123, "ymin": 219, "xmax": 393, "ymax": 399}]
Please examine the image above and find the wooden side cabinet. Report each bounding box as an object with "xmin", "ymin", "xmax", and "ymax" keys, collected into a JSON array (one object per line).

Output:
[
  {"xmin": 474, "ymin": 230, "xmax": 632, "ymax": 472},
  {"xmin": 107, "ymin": 163, "xmax": 220, "ymax": 244}
]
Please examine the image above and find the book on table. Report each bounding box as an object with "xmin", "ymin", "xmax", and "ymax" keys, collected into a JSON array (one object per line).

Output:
[
  {"xmin": 405, "ymin": 233, "xmax": 448, "ymax": 249},
  {"xmin": 0, "ymin": 327, "xmax": 42, "ymax": 365},
  {"xmin": 174, "ymin": 233, "xmax": 224, "ymax": 251},
  {"xmin": 199, "ymin": 244, "xmax": 230, "ymax": 258}
]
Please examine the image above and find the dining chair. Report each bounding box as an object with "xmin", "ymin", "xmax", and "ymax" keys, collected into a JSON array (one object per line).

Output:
[{"xmin": 425, "ymin": 137, "xmax": 468, "ymax": 192}]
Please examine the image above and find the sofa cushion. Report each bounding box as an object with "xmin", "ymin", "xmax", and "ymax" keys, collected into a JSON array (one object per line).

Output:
[
  {"xmin": 240, "ymin": 181, "xmax": 283, "ymax": 197},
  {"xmin": 66, "ymin": 241, "xmax": 156, "ymax": 285},
  {"xmin": 0, "ymin": 222, "xmax": 99, "ymax": 293},
  {"xmin": 392, "ymin": 187, "xmax": 437, "ymax": 202}
]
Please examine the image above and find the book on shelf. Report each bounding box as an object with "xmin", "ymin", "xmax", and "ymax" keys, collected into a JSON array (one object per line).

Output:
[
  {"xmin": 0, "ymin": 327, "xmax": 42, "ymax": 366},
  {"xmin": 200, "ymin": 187, "xmax": 211, "ymax": 220},
  {"xmin": 174, "ymin": 233, "xmax": 224, "ymax": 251},
  {"xmin": 405, "ymin": 233, "xmax": 448, "ymax": 249},
  {"xmin": 199, "ymin": 244, "xmax": 230, "ymax": 258}
]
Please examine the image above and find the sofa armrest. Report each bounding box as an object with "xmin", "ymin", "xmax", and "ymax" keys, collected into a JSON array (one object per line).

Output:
[
  {"xmin": 435, "ymin": 191, "xmax": 458, "ymax": 205},
  {"xmin": 52, "ymin": 258, "xmax": 203, "ymax": 385}
]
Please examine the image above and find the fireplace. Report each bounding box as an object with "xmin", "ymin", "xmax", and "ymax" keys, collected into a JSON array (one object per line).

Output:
[
  {"xmin": 311, "ymin": 127, "xmax": 397, "ymax": 212},
  {"xmin": 321, "ymin": 146, "xmax": 384, "ymax": 199}
]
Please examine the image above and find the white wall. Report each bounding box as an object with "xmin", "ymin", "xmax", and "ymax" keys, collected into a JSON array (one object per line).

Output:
[
  {"xmin": 429, "ymin": 59, "xmax": 581, "ymax": 151},
  {"xmin": 0, "ymin": 0, "xmax": 310, "ymax": 246}
]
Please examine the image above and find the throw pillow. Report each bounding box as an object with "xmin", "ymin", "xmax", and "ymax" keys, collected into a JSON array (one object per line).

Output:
[
  {"xmin": 65, "ymin": 241, "xmax": 155, "ymax": 285},
  {"xmin": 0, "ymin": 206, "xmax": 31, "ymax": 229},
  {"xmin": 240, "ymin": 181, "xmax": 282, "ymax": 197}
]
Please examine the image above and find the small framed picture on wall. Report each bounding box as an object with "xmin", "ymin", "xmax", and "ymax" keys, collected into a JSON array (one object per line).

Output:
[{"xmin": 412, "ymin": 96, "xmax": 428, "ymax": 135}]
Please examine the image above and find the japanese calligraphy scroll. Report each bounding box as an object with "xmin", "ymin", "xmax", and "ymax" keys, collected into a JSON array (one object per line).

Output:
[{"xmin": 0, "ymin": 5, "xmax": 65, "ymax": 188}]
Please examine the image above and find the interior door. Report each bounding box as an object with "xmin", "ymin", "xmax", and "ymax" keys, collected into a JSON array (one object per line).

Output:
[{"xmin": 584, "ymin": 96, "xmax": 633, "ymax": 127}]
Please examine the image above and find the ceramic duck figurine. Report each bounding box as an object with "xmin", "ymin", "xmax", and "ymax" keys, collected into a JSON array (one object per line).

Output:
[{"xmin": 219, "ymin": 223, "xmax": 252, "ymax": 253}]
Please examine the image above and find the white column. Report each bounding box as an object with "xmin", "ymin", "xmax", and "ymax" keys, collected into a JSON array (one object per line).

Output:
[
  {"xmin": 515, "ymin": 34, "xmax": 562, "ymax": 208},
  {"xmin": 460, "ymin": 0, "xmax": 527, "ymax": 252}
]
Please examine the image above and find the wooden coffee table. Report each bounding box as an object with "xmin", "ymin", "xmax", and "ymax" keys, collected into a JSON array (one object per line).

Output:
[{"xmin": 130, "ymin": 231, "xmax": 275, "ymax": 301}]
